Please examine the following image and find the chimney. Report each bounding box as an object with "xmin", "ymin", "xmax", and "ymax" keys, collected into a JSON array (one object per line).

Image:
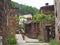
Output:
[{"xmin": 45, "ymin": 3, "xmax": 49, "ymax": 6}]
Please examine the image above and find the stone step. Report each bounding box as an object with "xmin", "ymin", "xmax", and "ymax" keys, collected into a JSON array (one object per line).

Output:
[
  {"xmin": 0, "ymin": 42, "xmax": 2, "ymax": 45},
  {"xmin": 15, "ymin": 34, "xmax": 49, "ymax": 45}
]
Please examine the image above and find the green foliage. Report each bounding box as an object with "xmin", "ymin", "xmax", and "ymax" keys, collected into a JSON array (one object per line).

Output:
[
  {"xmin": 38, "ymin": 35, "xmax": 44, "ymax": 42},
  {"xmin": 45, "ymin": 14, "xmax": 55, "ymax": 22},
  {"xmin": 45, "ymin": 14, "xmax": 55, "ymax": 27},
  {"xmin": 19, "ymin": 4, "xmax": 39, "ymax": 15},
  {"xmin": 15, "ymin": 15, "xmax": 19, "ymax": 21},
  {"xmin": 7, "ymin": 38, "xmax": 18, "ymax": 45},
  {"xmin": 19, "ymin": 23, "xmax": 24, "ymax": 29},
  {"xmin": 11, "ymin": 1, "xmax": 39, "ymax": 15},
  {"xmin": 19, "ymin": 16, "xmax": 26, "ymax": 19},
  {"xmin": 33, "ymin": 13, "xmax": 55, "ymax": 25},
  {"xmin": 49, "ymin": 39, "xmax": 59, "ymax": 45},
  {"xmin": 33, "ymin": 14, "xmax": 46, "ymax": 23},
  {"xmin": 11, "ymin": 2, "xmax": 17, "ymax": 8}
]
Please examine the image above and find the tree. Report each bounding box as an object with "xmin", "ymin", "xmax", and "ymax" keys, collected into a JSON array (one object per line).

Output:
[
  {"xmin": 11, "ymin": 2, "xmax": 17, "ymax": 8},
  {"xmin": 11, "ymin": 1, "xmax": 39, "ymax": 15},
  {"xmin": 33, "ymin": 14, "xmax": 46, "ymax": 38},
  {"xmin": 19, "ymin": 5, "xmax": 39, "ymax": 15},
  {"xmin": 33, "ymin": 13, "xmax": 55, "ymax": 40},
  {"xmin": 45, "ymin": 14, "xmax": 55, "ymax": 27},
  {"xmin": 33, "ymin": 13, "xmax": 55, "ymax": 28},
  {"xmin": 33, "ymin": 14, "xmax": 46, "ymax": 23}
]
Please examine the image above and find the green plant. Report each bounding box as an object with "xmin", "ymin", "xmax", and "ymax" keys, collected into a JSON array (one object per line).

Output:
[
  {"xmin": 49, "ymin": 39, "xmax": 59, "ymax": 45},
  {"xmin": 38, "ymin": 35, "xmax": 44, "ymax": 42},
  {"xmin": 19, "ymin": 23, "xmax": 24, "ymax": 29},
  {"xmin": 7, "ymin": 38, "xmax": 18, "ymax": 45},
  {"xmin": 33, "ymin": 14, "xmax": 46, "ymax": 23},
  {"xmin": 11, "ymin": 2, "xmax": 17, "ymax": 8}
]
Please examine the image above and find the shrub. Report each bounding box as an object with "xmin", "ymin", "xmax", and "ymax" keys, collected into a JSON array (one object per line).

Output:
[
  {"xmin": 7, "ymin": 38, "xmax": 18, "ymax": 45},
  {"xmin": 49, "ymin": 39, "xmax": 59, "ymax": 45},
  {"xmin": 38, "ymin": 35, "xmax": 44, "ymax": 42}
]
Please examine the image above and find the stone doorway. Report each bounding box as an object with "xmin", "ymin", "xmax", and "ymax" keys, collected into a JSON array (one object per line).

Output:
[{"xmin": 45, "ymin": 26, "xmax": 55, "ymax": 42}]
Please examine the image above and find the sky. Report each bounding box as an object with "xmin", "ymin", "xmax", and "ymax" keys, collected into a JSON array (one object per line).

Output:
[{"xmin": 11, "ymin": 0, "xmax": 54, "ymax": 9}]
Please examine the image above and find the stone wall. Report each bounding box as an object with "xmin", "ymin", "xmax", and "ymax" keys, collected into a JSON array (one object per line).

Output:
[
  {"xmin": 0, "ymin": 0, "xmax": 11, "ymax": 45},
  {"xmin": 55, "ymin": 0, "xmax": 60, "ymax": 42},
  {"xmin": 0, "ymin": 0, "xmax": 19, "ymax": 45}
]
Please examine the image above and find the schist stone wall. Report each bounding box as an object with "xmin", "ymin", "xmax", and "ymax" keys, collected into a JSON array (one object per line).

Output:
[{"xmin": 55, "ymin": 0, "xmax": 60, "ymax": 42}]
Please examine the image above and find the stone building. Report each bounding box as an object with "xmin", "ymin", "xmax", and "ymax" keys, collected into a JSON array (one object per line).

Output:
[
  {"xmin": 54, "ymin": 0, "xmax": 60, "ymax": 42},
  {"xmin": 40, "ymin": 3, "xmax": 54, "ymax": 14},
  {"xmin": 20, "ymin": 14, "xmax": 40, "ymax": 39},
  {"xmin": 8, "ymin": 7, "xmax": 19, "ymax": 37},
  {"xmin": 25, "ymin": 21, "xmax": 40, "ymax": 39},
  {"xmin": 40, "ymin": 3, "xmax": 55, "ymax": 42}
]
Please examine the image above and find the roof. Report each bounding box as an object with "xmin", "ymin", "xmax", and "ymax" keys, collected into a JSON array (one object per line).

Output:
[
  {"xmin": 23, "ymin": 14, "xmax": 32, "ymax": 18},
  {"xmin": 40, "ymin": 5, "xmax": 54, "ymax": 11}
]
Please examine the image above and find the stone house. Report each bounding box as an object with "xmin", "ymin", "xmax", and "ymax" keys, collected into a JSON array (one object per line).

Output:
[
  {"xmin": 19, "ymin": 14, "xmax": 40, "ymax": 39},
  {"xmin": 40, "ymin": 3, "xmax": 54, "ymax": 14},
  {"xmin": 40, "ymin": 3, "xmax": 55, "ymax": 42}
]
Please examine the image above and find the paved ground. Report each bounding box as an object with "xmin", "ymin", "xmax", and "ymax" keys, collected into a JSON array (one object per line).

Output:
[
  {"xmin": 0, "ymin": 34, "xmax": 49, "ymax": 45},
  {"xmin": 26, "ymin": 43, "xmax": 49, "ymax": 45},
  {"xmin": 0, "ymin": 42, "xmax": 2, "ymax": 45},
  {"xmin": 15, "ymin": 34, "xmax": 49, "ymax": 45},
  {"xmin": 17, "ymin": 42, "xmax": 49, "ymax": 45}
]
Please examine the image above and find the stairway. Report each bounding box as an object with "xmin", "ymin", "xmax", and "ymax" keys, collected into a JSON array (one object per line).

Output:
[
  {"xmin": 15, "ymin": 34, "xmax": 26, "ymax": 45},
  {"xmin": 15, "ymin": 34, "xmax": 49, "ymax": 45}
]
